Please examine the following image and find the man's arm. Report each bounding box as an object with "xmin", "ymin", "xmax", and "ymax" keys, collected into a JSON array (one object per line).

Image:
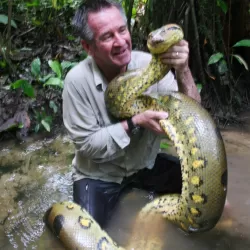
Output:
[
  {"xmin": 160, "ymin": 40, "xmax": 201, "ymax": 103},
  {"xmin": 63, "ymin": 79, "xmax": 130, "ymax": 163},
  {"xmin": 126, "ymin": 41, "xmax": 201, "ymax": 135}
]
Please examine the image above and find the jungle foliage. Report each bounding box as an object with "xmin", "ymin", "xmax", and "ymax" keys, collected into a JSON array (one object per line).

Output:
[{"xmin": 0, "ymin": 0, "xmax": 250, "ymax": 137}]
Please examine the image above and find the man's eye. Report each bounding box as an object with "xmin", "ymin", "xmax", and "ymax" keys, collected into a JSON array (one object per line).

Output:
[
  {"xmin": 120, "ymin": 27, "xmax": 127, "ymax": 33},
  {"xmin": 102, "ymin": 34, "xmax": 112, "ymax": 41}
]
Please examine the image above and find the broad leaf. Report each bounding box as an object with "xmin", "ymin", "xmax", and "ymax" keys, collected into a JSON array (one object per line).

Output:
[
  {"xmin": 35, "ymin": 124, "xmax": 40, "ymax": 133},
  {"xmin": 44, "ymin": 77, "xmax": 64, "ymax": 88},
  {"xmin": 217, "ymin": 0, "xmax": 228, "ymax": 14},
  {"xmin": 11, "ymin": 79, "xmax": 35, "ymax": 98},
  {"xmin": 0, "ymin": 14, "xmax": 17, "ymax": 28},
  {"xmin": 25, "ymin": 0, "xmax": 40, "ymax": 7},
  {"xmin": 41, "ymin": 120, "xmax": 51, "ymax": 132},
  {"xmin": 196, "ymin": 83, "xmax": 202, "ymax": 93},
  {"xmin": 39, "ymin": 74, "xmax": 54, "ymax": 83},
  {"xmin": 208, "ymin": 53, "xmax": 224, "ymax": 65},
  {"xmin": 18, "ymin": 123, "xmax": 24, "ymax": 128},
  {"xmin": 31, "ymin": 58, "xmax": 41, "ymax": 78},
  {"xmin": 22, "ymin": 82, "xmax": 35, "ymax": 98},
  {"xmin": 233, "ymin": 39, "xmax": 250, "ymax": 48},
  {"xmin": 160, "ymin": 142, "xmax": 169, "ymax": 149},
  {"xmin": 48, "ymin": 60, "xmax": 62, "ymax": 78},
  {"xmin": 51, "ymin": 0, "xmax": 66, "ymax": 9},
  {"xmin": 218, "ymin": 59, "xmax": 228, "ymax": 75},
  {"xmin": 49, "ymin": 100, "xmax": 58, "ymax": 113},
  {"xmin": 232, "ymin": 54, "xmax": 249, "ymax": 71},
  {"xmin": 11, "ymin": 79, "xmax": 27, "ymax": 89},
  {"xmin": 61, "ymin": 61, "xmax": 77, "ymax": 72}
]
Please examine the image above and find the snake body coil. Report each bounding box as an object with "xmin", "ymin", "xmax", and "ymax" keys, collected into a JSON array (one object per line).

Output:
[{"xmin": 44, "ymin": 24, "xmax": 227, "ymax": 249}]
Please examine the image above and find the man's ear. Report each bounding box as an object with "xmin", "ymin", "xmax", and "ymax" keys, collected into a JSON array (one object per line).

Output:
[{"xmin": 81, "ymin": 40, "xmax": 92, "ymax": 56}]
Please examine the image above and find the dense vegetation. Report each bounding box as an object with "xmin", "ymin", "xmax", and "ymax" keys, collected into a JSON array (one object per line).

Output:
[{"xmin": 0, "ymin": 0, "xmax": 250, "ymax": 139}]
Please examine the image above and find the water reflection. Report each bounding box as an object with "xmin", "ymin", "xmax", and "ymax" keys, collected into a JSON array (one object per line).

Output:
[{"xmin": 0, "ymin": 130, "xmax": 250, "ymax": 250}]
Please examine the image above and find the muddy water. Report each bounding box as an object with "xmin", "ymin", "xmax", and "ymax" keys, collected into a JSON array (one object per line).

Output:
[{"xmin": 0, "ymin": 121, "xmax": 250, "ymax": 250}]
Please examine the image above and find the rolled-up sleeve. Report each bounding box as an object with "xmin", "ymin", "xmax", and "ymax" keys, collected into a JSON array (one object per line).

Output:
[{"xmin": 63, "ymin": 75, "xmax": 130, "ymax": 163}]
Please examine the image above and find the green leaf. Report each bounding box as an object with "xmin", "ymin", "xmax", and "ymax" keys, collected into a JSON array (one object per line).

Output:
[
  {"xmin": 233, "ymin": 39, "xmax": 250, "ymax": 48},
  {"xmin": 0, "ymin": 14, "xmax": 17, "ymax": 28},
  {"xmin": 160, "ymin": 142, "xmax": 169, "ymax": 149},
  {"xmin": 11, "ymin": 79, "xmax": 35, "ymax": 98},
  {"xmin": 61, "ymin": 61, "xmax": 77, "ymax": 72},
  {"xmin": 31, "ymin": 18, "xmax": 43, "ymax": 26},
  {"xmin": 18, "ymin": 123, "xmax": 24, "ymax": 128},
  {"xmin": 79, "ymin": 51, "xmax": 88, "ymax": 60},
  {"xmin": 35, "ymin": 124, "xmax": 40, "ymax": 133},
  {"xmin": 0, "ymin": 60, "xmax": 7, "ymax": 68},
  {"xmin": 44, "ymin": 115, "xmax": 52, "ymax": 124},
  {"xmin": 44, "ymin": 77, "xmax": 64, "ymax": 88},
  {"xmin": 196, "ymin": 83, "xmax": 202, "ymax": 93},
  {"xmin": 208, "ymin": 53, "xmax": 224, "ymax": 65},
  {"xmin": 217, "ymin": 0, "xmax": 228, "ymax": 14},
  {"xmin": 48, "ymin": 60, "xmax": 62, "ymax": 78},
  {"xmin": 39, "ymin": 74, "xmax": 54, "ymax": 83},
  {"xmin": 51, "ymin": 0, "xmax": 68, "ymax": 10},
  {"xmin": 11, "ymin": 79, "xmax": 27, "ymax": 89},
  {"xmin": 25, "ymin": 0, "xmax": 40, "ymax": 7},
  {"xmin": 232, "ymin": 54, "xmax": 249, "ymax": 71},
  {"xmin": 31, "ymin": 58, "xmax": 41, "ymax": 78},
  {"xmin": 67, "ymin": 35, "xmax": 75, "ymax": 41},
  {"xmin": 218, "ymin": 59, "xmax": 228, "ymax": 74},
  {"xmin": 41, "ymin": 120, "xmax": 51, "ymax": 132},
  {"xmin": 132, "ymin": 7, "xmax": 137, "ymax": 18},
  {"xmin": 49, "ymin": 100, "xmax": 58, "ymax": 113},
  {"xmin": 23, "ymin": 82, "xmax": 35, "ymax": 98}
]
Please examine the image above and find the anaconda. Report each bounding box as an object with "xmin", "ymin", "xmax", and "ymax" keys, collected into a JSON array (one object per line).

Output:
[{"xmin": 44, "ymin": 24, "xmax": 227, "ymax": 249}]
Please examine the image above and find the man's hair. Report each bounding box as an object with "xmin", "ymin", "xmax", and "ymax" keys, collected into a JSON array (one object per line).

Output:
[{"xmin": 72, "ymin": 0, "xmax": 127, "ymax": 43}]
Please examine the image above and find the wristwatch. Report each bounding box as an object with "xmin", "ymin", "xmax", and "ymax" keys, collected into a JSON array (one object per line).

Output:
[{"xmin": 127, "ymin": 117, "xmax": 141, "ymax": 135}]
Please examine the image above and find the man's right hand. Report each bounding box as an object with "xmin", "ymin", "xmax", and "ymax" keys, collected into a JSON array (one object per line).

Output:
[{"xmin": 132, "ymin": 110, "xmax": 168, "ymax": 135}]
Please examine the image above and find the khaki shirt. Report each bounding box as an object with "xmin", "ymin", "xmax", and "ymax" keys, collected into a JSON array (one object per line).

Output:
[{"xmin": 63, "ymin": 51, "xmax": 178, "ymax": 183}]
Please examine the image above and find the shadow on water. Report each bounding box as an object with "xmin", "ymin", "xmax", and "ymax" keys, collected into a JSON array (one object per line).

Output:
[{"xmin": 1, "ymin": 121, "xmax": 250, "ymax": 250}]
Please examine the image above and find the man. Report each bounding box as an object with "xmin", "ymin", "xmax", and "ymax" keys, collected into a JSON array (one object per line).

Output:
[{"xmin": 63, "ymin": 0, "xmax": 201, "ymax": 228}]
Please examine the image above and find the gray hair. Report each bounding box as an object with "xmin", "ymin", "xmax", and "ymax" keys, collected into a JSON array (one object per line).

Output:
[{"xmin": 72, "ymin": 0, "xmax": 127, "ymax": 43}]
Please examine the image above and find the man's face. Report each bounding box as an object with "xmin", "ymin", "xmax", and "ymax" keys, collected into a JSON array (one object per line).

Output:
[{"xmin": 85, "ymin": 6, "xmax": 132, "ymax": 71}]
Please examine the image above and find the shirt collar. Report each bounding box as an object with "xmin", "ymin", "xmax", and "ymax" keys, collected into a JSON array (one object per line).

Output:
[
  {"xmin": 90, "ymin": 57, "xmax": 108, "ymax": 91},
  {"xmin": 90, "ymin": 55, "xmax": 134, "ymax": 91}
]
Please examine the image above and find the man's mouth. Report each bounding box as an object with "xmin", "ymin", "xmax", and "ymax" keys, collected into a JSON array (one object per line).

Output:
[{"xmin": 113, "ymin": 48, "xmax": 127, "ymax": 56}]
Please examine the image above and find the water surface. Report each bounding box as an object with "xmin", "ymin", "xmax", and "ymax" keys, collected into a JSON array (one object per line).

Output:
[{"xmin": 0, "ymin": 125, "xmax": 250, "ymax": 250}]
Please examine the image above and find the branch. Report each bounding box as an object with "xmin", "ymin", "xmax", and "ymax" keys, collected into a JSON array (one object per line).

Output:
[
  {"xmin": 127, "ymin": 0, "xmax": 135, "ymax": 33},
  {"xmin": 189, "ymin": 0, "xmax": 207, "ymax": 86}
]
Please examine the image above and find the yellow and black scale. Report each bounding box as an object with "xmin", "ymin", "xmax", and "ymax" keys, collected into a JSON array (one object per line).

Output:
[{"xmin": 44, "ymin": 24, "xmax": 228, "ymax": 250}]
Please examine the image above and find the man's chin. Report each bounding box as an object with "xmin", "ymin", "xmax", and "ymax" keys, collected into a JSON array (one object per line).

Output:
[{"xmin": 114, "ymin": 53, "xmax": 131, "ymax": 67}]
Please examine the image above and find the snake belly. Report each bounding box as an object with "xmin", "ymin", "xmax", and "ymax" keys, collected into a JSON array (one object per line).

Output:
[{"xmin": 44, "ymin": 24, "xmax": 227, "ymax": 249}]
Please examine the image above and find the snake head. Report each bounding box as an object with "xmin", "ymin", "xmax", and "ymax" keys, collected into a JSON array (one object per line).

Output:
[{"xmin": 147, "ymin": 24, "xmax": 184, "ymax": 54}]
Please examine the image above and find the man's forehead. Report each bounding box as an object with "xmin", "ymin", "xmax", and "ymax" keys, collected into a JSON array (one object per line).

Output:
[{"xmin": 87, "ymin": 7, "xmax": 126, "ymax": 33}]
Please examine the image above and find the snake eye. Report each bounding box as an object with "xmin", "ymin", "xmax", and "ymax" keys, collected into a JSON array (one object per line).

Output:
[{"xmin": 167, "ymin": 26, "xmax": 181, "ymax": 31}]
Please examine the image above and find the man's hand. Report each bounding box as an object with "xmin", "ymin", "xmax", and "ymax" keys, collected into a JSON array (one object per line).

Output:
[
  {"xmin": 158, "ymin": 39, "xmax": 201, "ymax": 103},
  {"xmin": 132, "ymin": 110, "xmax": 168, "ymax": 135},
  {"xmin": 159, "ymin": 40, "xmax": 189, "ymax": 73}
]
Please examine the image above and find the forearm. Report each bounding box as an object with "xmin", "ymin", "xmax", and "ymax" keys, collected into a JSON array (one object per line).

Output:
[
  {"xmin": 176, "ymin": 67, "xmax": 201, "ymax": 103},
  {"xmin": 63, "ymin": 82, "xmax": 130, "ymax": 163}
]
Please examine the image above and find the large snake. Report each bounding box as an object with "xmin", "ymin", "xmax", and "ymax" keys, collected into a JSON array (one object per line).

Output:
[{"xmin": 44, "ymin": 24, "xmax": 227, "ymax": 249}]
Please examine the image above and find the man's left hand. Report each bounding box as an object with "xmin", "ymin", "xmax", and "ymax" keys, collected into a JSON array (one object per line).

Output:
[{"xmin": 159, "ymin": 40, "xmax": 189, "ymax": 72}]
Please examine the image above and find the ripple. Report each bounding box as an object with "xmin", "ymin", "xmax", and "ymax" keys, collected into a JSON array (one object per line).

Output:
[{"xmin": 4, "ymin": 166, "xmax": 72, "ymax": 249}]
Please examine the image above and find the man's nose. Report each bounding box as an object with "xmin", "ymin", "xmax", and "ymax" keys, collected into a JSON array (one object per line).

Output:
[{"xmin": 113, "ymin": 33, "xmax": 126, "ymax": 46}]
